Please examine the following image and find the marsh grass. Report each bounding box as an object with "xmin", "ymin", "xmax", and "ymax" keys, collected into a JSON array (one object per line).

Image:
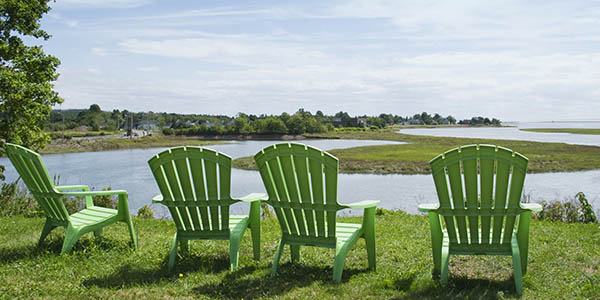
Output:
[
  {"xmin": 521, "ymin": 128, "xmax": 600, "ymax": 135},
  {"xmin": 41, "ymin": 135, "xmax": 227, "ymax": 154},
  {"xmin": 233, "ymin": 129, "xmax": 600, "ymax": 174},
  {"xmin": 0, "ymin": 212, "xmax": 598, "ymax": 299}
]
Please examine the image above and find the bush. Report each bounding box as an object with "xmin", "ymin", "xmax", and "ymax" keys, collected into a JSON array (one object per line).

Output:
[
  {"xmin": 535, "ymin": 192, "xmax": 597, "ymax": 223},
  {"xmin": 136, "ymin": 205, "xmax": 154, "ymax": 219},
  {"xmin": 0, "ymin": 181, "xmax": 40, "ymax": 217},
  {"xmin": 63, "ymin": 186, "xmax": 117, "ymax": 214}
]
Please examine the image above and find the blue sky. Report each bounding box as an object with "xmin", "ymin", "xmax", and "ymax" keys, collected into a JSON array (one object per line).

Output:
[{"xmin": 37, "ymin": 0, "xmax": 600, "ymax": 121}]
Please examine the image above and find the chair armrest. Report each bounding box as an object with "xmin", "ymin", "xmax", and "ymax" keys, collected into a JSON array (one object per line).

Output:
[
  {"xmin": 60, "ymin": 190, "xmax": 128, "ymax": 197},
  {"xmin": 152, "ymin": 194, "xmax": 163, "ymax": 203},
  {"xmin": 520, "ymin": 203, "xmax": 542, "ymax": 213},
  {"xmin": 418, "ymin": 203, "xmax": 439, "ymax": 213},
  {"xmin": 55, "ymin": 185, "xmax": 89, "ymax": 191},
  {"xmin": 343, "ymin": 200, "xmax": 380, "ymax": 209},
  {"xmin": 234, "ymin": 193, "xmax": 268, "ymax": 203}
]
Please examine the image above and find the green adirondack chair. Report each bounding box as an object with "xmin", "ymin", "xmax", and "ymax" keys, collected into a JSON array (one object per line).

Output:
[
  {"xmin": 3, "ymin": 143, "xmax": 137, "ymax": 254},
  {"xmin": 418, "ymin": 145, "xmax": 541, "ymax": 294},
  {"xmin": 254, "ymin": 143, "xmax": 379, "ymax": 282},
  {"xmin": 148, "ymin": 146, "xmax": 264, "ymax": 271}
]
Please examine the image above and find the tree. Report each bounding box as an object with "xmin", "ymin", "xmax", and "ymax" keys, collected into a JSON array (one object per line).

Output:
[{"xmin": 0, "ymin": 0, "xmax": 62, "ymax": 179}]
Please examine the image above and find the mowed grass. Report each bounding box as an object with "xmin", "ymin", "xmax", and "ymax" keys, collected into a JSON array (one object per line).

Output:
[
  {"xmin": 233, "ymin": 129, "xmax": 600, "ymax": 174},
  {"xmin": 41, "ymin": 135, "xmax": 227, "ymax": 154},
  {"xmin": 0, "ymin": 213, "xmax": 598, "ymax": 299},
  {"xmin": 521, "ymin": 128, "xmax": 600, "ymax": 135}
]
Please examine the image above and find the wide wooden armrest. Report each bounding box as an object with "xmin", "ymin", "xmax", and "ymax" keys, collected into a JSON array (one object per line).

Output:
[
  {"xmin": 234, "ymin": 193, "xmax": 268, "ymax": 203},
  {"xmin": 418, "ymin": 203, "xmax": 439, "ymax": 212},
  {"xmin": 60, "ymin": 190, "xmax": 127, "ymax": 197},
  {"xmin": 55, "ymin": 185, "xmax": 89, "ymax": 191},
  {"xmin": 520, "ymin": 203, "xmax": 542, "ymax": 213},
  {"xmin": 152, "ymin": 194, "xmax": 163, "ymax": 203},
  {"xmin": 344, "ymin": 200, "xmax": 380, "ymax": 209}
]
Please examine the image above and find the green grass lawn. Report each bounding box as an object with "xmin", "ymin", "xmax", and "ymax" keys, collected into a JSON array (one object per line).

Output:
[
  {"xmin": 233, "ymin": 129, "xmax": 600, "ymax": 174},
  {"xmin": 520, "ymin": 128, "xmax": 600, "ymax": 135},
  {"xmin": 0, "ymin": 213, "xmax": 598, "ymax": 299}
]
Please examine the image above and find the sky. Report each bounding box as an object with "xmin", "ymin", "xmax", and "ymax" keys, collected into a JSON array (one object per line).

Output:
[{"xmin": 34, "ymin": 0, "xmax": 600, "ymax": 121}]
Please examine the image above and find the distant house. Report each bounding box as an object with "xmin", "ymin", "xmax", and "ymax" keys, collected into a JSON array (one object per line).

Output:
[
  {"xmin": 441, "ymin": 119, "xmax": 451, "ymax": 125},
  {"xmin": 405, "ymin": 118, "xmax": 420, "ymax": 125},
  {"xmin": 204, "ymin": 121, "xmax": 216, "ymax": 128},
  {"xmin": 355, "ymin": 117, "xmax": 367, "ymax": 128},
  {"xmin": 138, "ymin": 120, "xmax": 157, "ymax": 131}
]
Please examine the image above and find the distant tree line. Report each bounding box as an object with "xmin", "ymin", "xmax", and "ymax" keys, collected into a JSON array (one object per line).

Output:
[{"xmin": 45, "ymin": 105, "xmax": 502, "ymax": 136}]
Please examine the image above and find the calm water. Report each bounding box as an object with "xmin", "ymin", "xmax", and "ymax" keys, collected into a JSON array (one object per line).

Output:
[
  {"xmin": 400, "ymin": 122, "xmax": 600, "ymax": 146},
  {"xmin": 1, "ymin": 137, "xmax": 598, "ymax": 217}
]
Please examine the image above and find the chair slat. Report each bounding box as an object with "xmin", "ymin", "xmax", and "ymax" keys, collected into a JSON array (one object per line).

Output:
[
  {"xmin": 445, "ymin": 149, "xmax": 469, "ymax": 244},
  {"xmin": 203, "ymin": 150, "xmax": 221, "ymax": 230},
  {"xmin": 292, "ymin": 148, "xmax": 316, "ymax": 237},
  {"xmin": 478, "ymin": 145, "xmax": 495, "ymax": 244},
  {"xmin": 324, "ymin": 154, "xmax": 338, "ymax": 238},
  {"xmin": 172, "ymin": 148, "xmax": 199, "ymax": 231},
  {"xmin": 461, "ymin": 145, "xmax": 480, "ymax": 244},
  {"xmin": 430, "ymin": 155, "xmax": 458, "ymax": 244},
  {"xmin": 279, "ymin": 149, "xmax": 307, "ymax": 236},
  {"xmin": 268, "ymin": 150, "xmax": 297, "ymax": 235},
  {"xmin": 160, "ymin": 152, "xmax": 189, "ymax": 231},
  {"xmin": 492, "ymin": 148, "xmax": 512, "ymax": 244},
  {"xmin": 188, "ymin": 154, "xmax": 209, "ymax": 230},
  {"xmin": 309, "ymin": 151, "xmax": 326, "ymax": 238},
  {"xmin": 503, "ymin": 152, "xmax": 528, "ymax": 244}
]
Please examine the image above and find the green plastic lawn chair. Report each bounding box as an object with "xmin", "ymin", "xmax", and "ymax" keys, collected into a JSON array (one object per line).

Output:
[
  {"xmin": 3, "ymin": 143, "xmax": 138, "ymax": 254},
  {"xmin": 254, "ymin": 143, "xmax": 379, "ymax": 282},
  {"xmin": 148, "ymin": 146, "xmax": 264, "ymax": 271},
  {"xmin": 418, "ymin": 145, "xmax": 541, "ymax": 294}
]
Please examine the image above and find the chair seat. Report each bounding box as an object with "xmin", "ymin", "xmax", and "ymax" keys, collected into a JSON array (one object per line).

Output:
[
  {"xmin": 70, "ymin": 206, "xmax": 118, "ymax": 228},
  {"xmin": 229, "ymin": 215, "xmax": 250, "ymax": 235},
  {"xmin": 336, "ymin": 222, "xmax": 362, "ymax": 246}
]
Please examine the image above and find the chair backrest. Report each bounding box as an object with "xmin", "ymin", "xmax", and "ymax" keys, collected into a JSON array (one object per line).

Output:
[
  {"xmin": 3, "ymin": 143, "xmax": 69, "ymax": 222},
  {"xmin": 254, "ymin": 143, "xmax": 343, "ymax": 246},
  {"xmin": 429, "ymin": 144, "xmax": 528, "ymax": 248},
  {"xmin": 148, "ymin": 146, "xmax": 234, "ymax": 233}
]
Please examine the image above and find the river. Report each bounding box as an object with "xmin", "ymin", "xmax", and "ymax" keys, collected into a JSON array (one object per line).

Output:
[{"xmin": 1, "ymin": 133, "xmax": 598, "ymax": 217}]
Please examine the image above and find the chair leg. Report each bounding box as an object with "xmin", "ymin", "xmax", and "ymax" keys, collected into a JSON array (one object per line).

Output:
[
  {"xmin": 428, "ymin": 212, "xmax": 443, "ymax": 275},
  {"xmin": 270, "ymin": 240, "xmax": 285, "ymax": 279},
  {"xmin": 333, "ymin": 244, "xmax": 351, "ymax": 283},
  {"xmin": 168, "ymin": 233, "xmax": 178, "ymax": 272},
  {"xmin": 229, "ymin": 236, "xmax": 241, "ymax": 271},
  {"xmin": 93, "ymin": 228, "xmax": 103, "ymax": 238},
  {"xmin": 179, "ymin": 239, "xmax": 189, "ymax": 253},
  {"xmin": 512, "ymin": 244, "xmax": 524, "ymax": 295},
  {"xmin": 39, "ymin": 220, "xmax": 57, "ymax": 246},
  {"xmin": 124, "ymin": 213, "xmax": 138, "ymax": 249},
  {"xmin": 290, "ymin": 245, "xmax": 300, "ymax": 263},
  {"xmin": 363, "ymin": 211, "xmax": 377, "ymax": 270},
  {"xmin": 61, "ymin": 226, "xmax": 80, "ymax": 254},
  {"xmin": 440, "ymin": 244, "xmax": 450, "ymax": 285},
  {"xmin": 249, "ymin": 200, "xmax": 261, "ymax": 260}
]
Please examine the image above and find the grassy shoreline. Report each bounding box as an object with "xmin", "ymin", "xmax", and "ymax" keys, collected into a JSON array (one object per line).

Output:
[
  {"xmin": 521, "ymin": 128, "xmax": 600, "ymax": 135},
  {"xmin": 233, "ymin": 129, "xmax": 600, "ymax": 174},
  {"xmin": 0, "ymin": 213, "xmax": 597, "ymax": 299},
  {"xmin": 40, "ymin": 135, "xmax": 228, "ymax": 154}
]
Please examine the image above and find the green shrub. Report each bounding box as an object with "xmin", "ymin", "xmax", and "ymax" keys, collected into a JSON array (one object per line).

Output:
[
  {"xmin": 136, "ymin": 205, "xmax": 154, "ymax": 219},
  {"xmin": 535, "ymin": 192, "xmax": 597, "ymax": 223},
  {"xmin": 0, "ymin": 181, "xmax": 40, "ymax": 217}
]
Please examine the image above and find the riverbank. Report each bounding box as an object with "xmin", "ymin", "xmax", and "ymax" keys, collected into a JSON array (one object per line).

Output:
[
  {"xmin": 232, "ymin": 129, "xmax": 600, "ymax": 174},
  {"xmin": 0, "ymin": 213, "xmax": 597, "ymax": 299},
  {"xmin": 521, "ymin": 128, "xmax": 600, "ymax": 135},
  {"xmin": 41, "ymin": 135, "xmax": 228, "ymax": 154}
]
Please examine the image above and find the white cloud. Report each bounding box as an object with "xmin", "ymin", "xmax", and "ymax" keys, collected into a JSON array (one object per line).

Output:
[
  {"xmin": 138, "ymin": 66, "xmax": 159, "ymax": 72},
  {"xmin": 54, "ymin": 0, "xmax": 151, "ymax": 8},
  {"xmin": 91, "ymin": 47, "xmax": 110, "ymax": 56}
]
